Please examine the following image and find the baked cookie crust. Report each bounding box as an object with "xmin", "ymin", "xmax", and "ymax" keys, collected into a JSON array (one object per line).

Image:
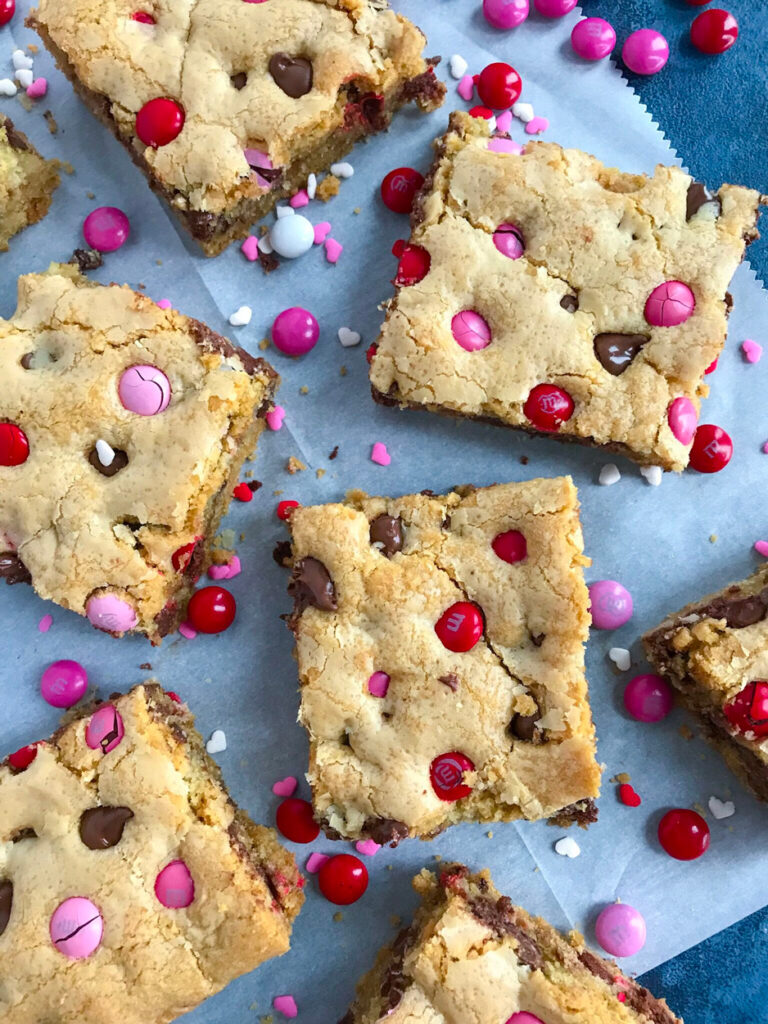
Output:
[{"xmin": 0, "ymin": 115, "xmax": 59, "ymax": 252}]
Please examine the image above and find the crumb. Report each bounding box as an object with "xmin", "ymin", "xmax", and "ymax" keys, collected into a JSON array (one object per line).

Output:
[
  {"xmin": 486, "ymin": 830, "xmax": 493, "ymax": 838},
  {"xmin": 286, "ymin": 456, "xmax": 306, "ymax": 475},
  {"xmin": 433, "ymin": 854, "xmax": 442, "ymax": 862},
  {"xmin": 273, "ymin": 489, "xmax": 283, "ymax": 496},
  {"xmin": 43, "ymin": 109, "xmax": 58, "ymax": 134},
  {"xmin": 248, "ymin": 480, "xmax": 262, "ymax": 492},
  {"xmin": 709, "ymin": 534, "xmax": 717, "ymax": 543},
  {"xmin": 353, "ymin": 206, "xmax": 361, "ymax": 214},
  {"xmin": 61, "ymin": 161, "xmax": 74, "ymax": 175},
  {"xmin": 610, "ymin": 772, "xmax": 631, "ymax": 784},
  {"xmin": 259, "ymin": 224, "xmax": 268, "ymax": 235},
  {"xmin": 19, "ymin": 94, "xmax": 32, "ymax": 112},
  {"xmin": 299, "ymin": 385, "xmax": 309, "ymax": 395},
  {"xmin": 679, "ymin": 724, "xmax": 694, "ymax": 741},
  {"xmin": 693, "ymin": 802, "xmax": 707, "ymax": 818},
  {"xmin": 140, "ymin": 662, "xmax": 152, "ymax": 670},
  {"xmin": 239, "ymin": 532, "xmax": 246, "ymax": 541},
  {"xmin": 317, "ymin": 174, "xmax": 340, "ymax": 201},
  {"xmin": 259, "ymin": 338, "xmax": 270, "ymax": 351},
  {"xmin": 390, "ymin": 915, "xmax": 401, "ymax": 928},
  {"xmin": 259, "ymin": 250, "xmax": 279, "ymax": 274},
  {"xmin": 137, "ymin": 282, "xmax": 145, "ymax": 290},
  {"xmin": 69, "ymin": 248, "xmax": 103, "ymax": 273},
  {"xmin": 273, "ymin": 540, "xmax": 292, "ymax": 568},
  {"xmin": 156, "ymin": 259, "xmax": 162, "ymax": 265},
  {"xmin": 340, "ymin": 366, "xmax": 348, "ymax": 377},
  {"xmin": 333, "ymin": 912, "xmax": 343, "ymax": 922},
  {"xmin": 520, "ymin": 455, "xmax": 529, "ymax": 465},
  {"xmin": 260, "ymin": 1016, "xmax": 274, "ymax": 1024},
  {"xmin": 568, "ymin": 929, "xmax": 585, "ymax": 948},
  {"xmin": 329, "ymin": 446, "xmax": 339, "ymax": 460},
  {"xmin": 86, "ymin": 190, "xmax": 95, "ymax": 200},
  {"xmin": 28, "ymin": 43, "xmax": 38, "ymax": 52},
  {"xmin": 316, "ymin": 468, "xmax": 325, "ymax": 479}
]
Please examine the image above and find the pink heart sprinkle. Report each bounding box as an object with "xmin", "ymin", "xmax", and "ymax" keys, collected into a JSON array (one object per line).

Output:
[
  {"xmin": 26, "ymin": 77, "xmax": 48, "ymax": 99},
  {"xmin": 313, "ymin": 221, "xmax": 331, "ymax": 245},
  {"xmin": 755, "ymin": 541, "xmax": 768, "ymax": 558},
  {"xmin": 179, "ymin": 621, "xmax": 197, "ymax": 639},
  {"xmin": 241, "ymin": 235, "xmax": 259, "ymax": 261},
  {"xmin": 273, "ymin": 995, "xmax": 298, "ymax": 1019},
  {"xmin": 38, "ymin": 613, "xmax": 53, "ymax": 633},
  {"xmin": 742, "ymin": 339, "xmax": 763, "ymax": 364},
  {"xmin": 355, "ymin": 839, "xmax": 381, "ymax": 857},
  {"xmin": 306, "ymin": 852, "xmax": 330, "ymax": 874},
  {"xmin": 457, "ymin": 74, "xmax": 475, "ymax": 101},
  {"xmin": 325, "ymin": 237, "xmax": 343, "ymax": 263},
  {"xmin": 272, "ymin": 776, "xmax": 298, "ymax": 797},
  {"xmin": 266, "ymin": 404, "xmax": 286, "ymax": 431},
  {"xmin": 208, "ymin": 555, "xmax": 241, "ymax": 580},
  {"xmin": 290, "ymin": 189, "xmax": 309, "ymax": 208},
  {"xmin": 525, "ymin": 116, "xmax": 549, "ymax": 135},
  {"xmin": 371, "ymin": 442, "xmax": 391, "ymax": 466},
  {"xmin": 495, "ymin": 110, "xmax": 513, "ymax": 133},
  {"xmin": 156, "ymin": 298, "xmax": 172, "ymax": 310}
]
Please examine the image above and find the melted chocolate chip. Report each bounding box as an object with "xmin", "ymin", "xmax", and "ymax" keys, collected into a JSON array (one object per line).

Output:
[
  {"xmin": 69, "ymin": 248, "xmax": 103, "ymax": 272},
  {"xmin": 273, "ymin": 540, "xmax": 293, "ymax": 568},
  {"xmin": 288, "ymin": 557, "xmax": 337, "ymax": 613},
  {"xmin": 0, "ymin": 552, "xmax": 31, "ymax": 585},
  {"xmin": 363, "ymin": 817, "xmax": 410, "ymax": 847},
  {"xmin": 578, "ymin": 950, "xmax": 678, "ymax": 1024},
  {"xmin": 468, "ymin": 895, "xmax": 543, "ymax": 969},
  {"xmin": 530, "ymin": 632, "xmax": 545, "ymax": 647},
  {"xmin": 555, "ymin": 798, "xmax": 598, "ymax": 826},
  {"xmin": 329, "ymin": 445, "xmax": 339, "ymax": 460},
  {"xmin": 248, "ymin": 162, "xmax": 282, "ymax": 184},
  {"xmin": 0, "ymin": 880, "xmax": 11, "ymax": 937},
  {"xmin": 230, "ymin": 72, "xmax": 247, "ymax": 90},
  {"xmin": 560, "ymin": 294, "xmax": 579, "ymax": 313},
  {"xmin": 88, "ymin": 445, "xmax": 129, "ymax": 477},
  {"xmin": 439, "ymin": 673, "xmax": 459, "ymax": 691},
  {"xmin": 269, "ymin": 53, "xmax": 313, "ymax": 98},
  {"xmin": 79, "ymin": 806, "xmax": 134, "ymax": 849},
  {"xmin": 686, "ymin": 182, "xmax": 721, "ymax": 221},
  {"xmin": 594, "ymin": 333, "xmax": 649, "ymax": 376},
  {"xmin": 702, "ymin": 587, "xmax": 768, "ymax": 629},
  {"xmin": 510, "ymin": 708, "xmax": 541, "ymax": 742},
  {"xmin": 11, "ymin": 827, "xmax": 37, "ymax": 842},
  {"xmin": 369, "ymin": 514, "xmax": 404, "ymax": 557},
  {"xmin": 378, "ymin": 923, "xmax": 418, "ymax": 1013}
]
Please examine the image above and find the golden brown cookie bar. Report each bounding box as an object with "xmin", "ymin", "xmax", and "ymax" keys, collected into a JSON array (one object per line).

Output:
[
  {"xmin": 0, "ymin": 115, "xmax": 59, "ymax": 252},
  {"xmin": 339, "ymin": 865, "xmax": 681, "ymax": 1024},
  {"xmin": 370, "ymin": 111, "xmax": 764, "ymax": 472},
  {"xmin": 286, "ymin": 477, "xmax": 601, "ymax": 844},
  {"xmin": 0, "ymin": 264, "xmax": 278, "ymax": 642},
  {"xmin": 0, "ymin": 683, "xmax": 304, "ymax": 1024},
  {"xmin": 644, "ymin": 565, "xmax": 768, "ymax": 803},
  {"xmin": 29, "ymin": 0, "xmax": 445, "ymax": 256}
]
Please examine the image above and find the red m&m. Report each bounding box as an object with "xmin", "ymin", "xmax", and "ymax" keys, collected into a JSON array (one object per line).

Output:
[
  {"xmin": 0, "ymin": 422, "xmax": 29, "ymax": 466},
  {"xmin": 723, "ymin": 681, "xmax": 768, "ymax": 737},
  {"xmin": 318, "ymin": 854, "xmax": 368, "ymax": 905},
  {"xmin": 8, "ymin": 744, "xmax": 38, "ymax": 771},
  {"xmin": 523, "ymin": 383, "xmax": 574, "ymax": 432},
  {"xmin": 0, "ymin": 0, "xmax": 15, "ymax": 27},
  {"xmin": 435, "ymin": 602, "xmax": 483, "ymax": 652},
  {"xmin": 276, "ymin": 798, "xmax": 320, "ymax": 843},
  {"xmin": 691, "ymin": 9, "xmax": 738, "ymax": 54},
  {"xmin": 381, "ymin": 167, "xmax": 424, "ymax": 214},
  {"xmin": 492, "ymin": 530, "xmax": 527, "ymax": 564},
  {"xmin": 688, "ymin": 424, "xmax": 732, "ymax": 473},
  {"xmin": 186, "ymin": 586, "xmax": 236, "ymax": 634},
  {"xmin": 135, "ymin": 97, "xmax": 185, "ymax": 148},
  {"xmin": 430, "ymin": 751, "xmax": 475, "ymax": 801},
  {"xmin": 277, "ymin": 499, "xmax": 300, "ymax": 520},
  {"xmin": 393, "ymin": 242, "xmax": 430, "ymax": 286},
  {"xmin": 477, "ymin": 62, "xmax": 522, "ymax": 110},
  {"xmin": 658, "ymin": 808, "xmax": 710, "ymax": 860}
]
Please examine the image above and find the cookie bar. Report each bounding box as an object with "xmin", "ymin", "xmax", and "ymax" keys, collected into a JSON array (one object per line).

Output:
[
  {"xmin": 370, "ymin": 111, "xmax": 764, "ymax": 472},
  {"xmin": 644, "ymin": 565, "xmax": 768, "ymax": 803},
  {"xmin": 0, "ymin": 683, "xmax": 303, "ymax": 1024},
  {"xmin": 339, "ymin": 865, "xmax": 681, "ymax": 1024},
  {"xmin": 286, "ymin": 477, "xmax": 601, "ymax": 845},
  {"xmin": 0, "ymin": 264, "xmax": 278, "ymax": 642},
  {"xmin": 0, "ymin": 115, "xmax": 59, "ymax": 251},
  {"xmin": 29, "ymin": 0, "xmax": 445, "ymax": 256}
]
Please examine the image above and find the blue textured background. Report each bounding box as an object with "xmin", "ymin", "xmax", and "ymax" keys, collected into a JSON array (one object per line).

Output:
[{"xmin": 587, "ymin": 1, "xmax": 768, "ymax": 1016}]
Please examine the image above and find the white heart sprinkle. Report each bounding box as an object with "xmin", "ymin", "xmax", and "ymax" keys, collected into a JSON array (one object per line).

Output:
[
  {"xmin": 15, "ymin": 68, "xmax": 33, "ymax": 88},
  {"xmin": 95, "ymin": 439, "xmax": 115, "ymax": 467},
  {"xmin": 206, "ymin": 730, "xmax": 227, "ymax": 754},
  {"xmin": 609, "ymin": 647, "xmax": 631, "ymax": 671},
  {"xmin": 258, "ymin": 235, "xmax": 273, "ymax": 254},
  {"xmin": 0, "ymin": 79, "xmax": 18, "ymax": 96},
  {"xmin": 338, "ymin": 327, "xmax": 361, "ymax": 348},
  {"xmin": 554, "ymin": 837, "xmax": 581, "ymax": 859},
  {"xmin": 330, "ymin": 161, "xmax": 354, "ymax": 179},
  {"xmin": 307, "ymin": 173, "xmax": 317, "ymax": 200},
  {"xmin": 599, "ymin": 463, "xmax": 621, "ymax": 486},
  {"xmin": 708, "ymin": 795, "xmax": 735, "ymax": 820},
  {"xmin": 449, "ymin": 54, "xmax": 468, "ymax": 79},
  {"xmin": 640, "ymin": 465, "xmax": 663, "ymax": 486},
  {"xmin": 229, "ymin": 305, "xmax": 252, "ymax": 327},
  {"xmin": 12, "ymin": 50, "xmax": 34, "ymax": 71},
  {"xmin": 512, "ymin": 101, "xmax": 535, "ymax": 123},
  {"xmin": 275, "ymin": 205, "xmax": 295, "ymax": 218}
]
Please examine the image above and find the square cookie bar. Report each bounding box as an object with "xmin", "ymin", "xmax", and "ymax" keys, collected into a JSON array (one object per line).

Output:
[
  {"xmin": 644, "ymin": 565, "xmax": 768, "ymax": 803},
  {"xmin": 286, "ymin": 477, "xmax": 601, "ymax": 845},
  {"xmin": 0, "ymin": 115, "xmax": 59, "ymax": 251},
  {"xmin": 370, "ymin": 111, "xmax": 764, "ymax": 471},
  {"xmin": 30, "ymin": 0, "xmax": 445, "ymax": 255},
  {"xmin": 0, "ymin": 683, "xmax": 304, "ymax": 1024},
  {"xmin": 339, "ymin": 865, "xmax": 681, "ymax": 1024},
  {"xmin": 0, "ymin": 264, "xmax": 277, "ymax": 642}
]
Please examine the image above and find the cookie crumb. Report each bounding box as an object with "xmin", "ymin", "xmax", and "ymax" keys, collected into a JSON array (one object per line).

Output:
[
  {"xmin": 340, "ymin": 365, "xmax": 348, "ymax": 377},
  {"xmin": 329, "ymin": 446, "xmax": 339, "ymax": 460},
  {"xmin": 286, "ymin": 457, "xmax": 306, "ymax": 475},
  {"xmin": 333, "ymin": 911, "xmax": 343, "ymax": 922},
  {"xmin": 259, "ymin": 338, "xmax": 270, "ymax": 351},
  {"xmin": 709, "ymin": 534, "xmax": 717, "ymax": 543},
  {"xmin": 317, "ymin": 174, "xmax": 340, "ymax": 201},
  {"xmin": 679, "ymin": 724, "xmax": 694, "ymax": 741},
  {"xmin": 316, "ymin": 468, "xmax": 326, "ymax": 479},
  {"xmin": 299, "ymin": 385, "xmax": 309, "ymax": 395},
  {"xmin": 43, "ymin": 109, "xmax": 58, "ymax": 133},
  {"xmin": 390, "ymin": 915, "xmax": 401, "ymax": 928},
  {"xmin": 140, "ymin": 662, "xmax": 152, "ymax": 671},
  {"xmin": 520, "ymin": 455, "xmax": 529, "ymax": 465}
]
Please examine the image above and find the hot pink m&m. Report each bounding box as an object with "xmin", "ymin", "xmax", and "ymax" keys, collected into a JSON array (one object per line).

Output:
[
  {"xmin": 367, "ymin": 671, "xmax": 390, "ymax": 697},
  {"xmin": 534, "ymin": 0, "xmax": 576, "ymax": 16},
  {"xmin": 451, "ymin": 311, "xmax": 492, "ymax": 351},
  {"xmin": 506, "ymin": 1015, "xmax": 546, "ymax": 1024},
  {"xmin": 40, "ymin": 660, "xmax": 88, "ymax": 709},
  {"xmin": 493, "ymin": 223, "xmax": 524, "ymax": 259},
  {"xmin": 571, "ymin": 17, "xmax": 616, "ymax": 60},
  {"xmin": 588, "ymin": 580, "xmax": 633, "ymax": 630},
  {"xmin": 50, "ymin": 897, "xmax": 103, "ymax": 958},
  {"xmin": 595, "ymin": 903, "xmax": 646, "ymax": 957},
  {"xmin": 155, "ymin": 859, "xmax": 195, "ymax": 908},
  {"xmin": 118, "ymin": 364, "xmax": 171, "ymax": 415},
  {"xmin": 86, "ymin": 593, "xmax": 138, "ymax": 634},
  {"xmin": 83, "ymin": 206, "xmax": 130, "ymax": 253},
  {"xmin": 624, "ymin": 674, "xmax": 674, "ymax": 722},
  {"xmin": 622, "ymin": 29, "xmax": 669, "ymax": 75},
  {"xmin": 668, "ymin": 396, "xmax": 698, "ymax": 445},
  {"xmin": 645, "ymin": 281, "xmax": 695, "ymax": 327},
  {"xmin": 86, "ymin": 705, "xmax": 125, "ymax": 754},
  {"xmin": 271, "ymin": 307, "xmax": 319, "ymax": 357},
  {"xmin": 483, "ymin": 0, "xmax": 528, "ymax": 29}
]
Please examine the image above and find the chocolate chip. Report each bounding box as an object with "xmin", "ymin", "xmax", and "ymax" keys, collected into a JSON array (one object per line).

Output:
[
  {"xmin": 363, "ymin": 817, "xmax": 410, "ymax": 846},
  {"xmin": 329, "ymin": 445, "xmax": 339, "ymax": 460},
  {"xmin": 230, "ymin": 72, "xmax": 247, "ymax": 90},
  {"xmin": 510, "ymin": 708, "xmax": 541, "ymax": 741},
  {"xmin": 87, "ymin": 445, "xmax": 129, "ymax": 477},
  {"xmin": 0, "ymin": 552, "xmax": 31, "ymax": 585},
  {"xmin": 269, "ymin": 53, "xmax": 313, "ymax": 98},
  {"xmin": 369, "ymin": 514, "xmax": 404, "ymax": 557},
  {"xmin": 593, "ymin": 333, "xmax": 649, "ymax": 376},
  {"xmin": 273, "ymin": 540, "xmax": 293, "ymax": 568},
  {"xmin": 530, "ymin": 632, "xmax": 545, "ymax": 647},
  {"xmin": 0, "ymin": 880, "xmax": 11, "ymax": 937},
  {"xmin": 686, "ymin": 182, "xmax": 721, "ymax": 221},
  {"xmin": 439, "ymin": 673, "xmax": 459, "ymax": 691},
  {"xmin": 11, "ymin": 827, "xmax": 36, "ymax": 842},
  {"xmin": 288, "ymin": 557, "xmax": 337, "ymax": 612},
  {"xmin": 79, "ymin": 806, "xmax": 134, "ymax": 849},
  {"xmin": 467, "ymin": 895, "xmax": 543, "ymax": 970},
  {"xmin": 69, "ymin": 248, "xmax": 103, "ymax": 272},
  {"xmin": 560, "ymin": 294, "xmax": 579, "ymax": 313},
  {"xmin": 248, "ymin": 163, "xmax": 282, "ymax": 184},
  {"xmin": 703, "ymin": 588, "xmax": 768, "ymax": 629}
]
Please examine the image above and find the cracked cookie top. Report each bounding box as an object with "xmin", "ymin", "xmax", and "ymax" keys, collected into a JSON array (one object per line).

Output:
[
  {"xmin": 370, "ymin": 111, "xmax": 764, "ymax": 472},
  {"xmin": 286, "ymin": 477, "xmax": 601, "ymax": 843}
]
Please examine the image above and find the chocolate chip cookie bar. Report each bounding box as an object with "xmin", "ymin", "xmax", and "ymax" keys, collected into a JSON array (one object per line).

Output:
[
  {"xmin": 0, "ymin": 683, "xmax": 303, "ymax": 1024},
  {"xmin": 370, "ymin": 111, "xmax": 764, "ymax": 471},
  {"xmin": 0, "ymin": 115, "xmax": 59, "ymax": 252},
  {"xmin": 0, "ymin": 264, "xmax": 278, "ymax": 642},
  {"xmin": 286, "ymin": 477, "xmax": 601, "ymax": 845},
  {"xmin": 644, "ymin": 565, "xmax": 768, "ymax": 803},
  {"xmin": 29, "ymin": 0, "xmax": 445, "ymax": 256},
  {"xmin": 339, "ymin": 865, "xmax": 681, "ymax": 1024}
]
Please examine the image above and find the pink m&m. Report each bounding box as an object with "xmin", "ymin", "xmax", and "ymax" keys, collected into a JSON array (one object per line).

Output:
[
  {"xmin": 85, "ymin": 705, "xmax": 125, "ymax": 754},
  {"xmin": 622, "ymin": 29, "xmax": 669, "ymax": 76},
  {"xmin": 668, "ymin": 396, "xmax": 698, "ymax": 445},
  {"xmin": 506, "ymin": 1015, "xmax": 546, "ymax": 1024},
  {"xmin": 493, "ymin": 223, "xmax": 524, "ymax": 259},
  {"xmin": 595, "ymin": 903, "xmax": 646, "ymax": 957},
  {"xmin": 368, "ymin": 671, "xmax": 390, "ymax": 697},
  {"xmin": 571, "ymin": 18, "xmax": 616, "ymax": 60},
  {"xmin": 271, "ymin": 307, "xmax": 320, "ymax": 357},
  {"xmin": 451, "ymin": 311, "xmax": 492, "ymax": 352},
  {"xmin": 40, "ymin": 659, "xmax": 88, "ymax": 709},
  {"xmin": 50, "ymin": 897, "xmax": 103, "ymax": 959},
  {"xmin": 645, "ymin": 281, "xmax": 695, "ymax": 327},
  {"xmin": 483, "ymin": 0, "xmax": 528, "ymax": 29},
  {"xmin": 534, "ymin": 0, "xmax": 576, "ymax": 16},
  {"xmin": 118, "ymin": 364, "xmax": 171, "ymax": 415},
  {"xmin": 86, "ymin": 592, "xmax": 138, "ymax": 634},
  {"xmin": 624, "ymin": 674, "xmax": 674, "ymax": 722},
  {"xmin": 83, "ymin": 206, "xmax": 130, "ymax": 253},
  {"xmin": 244, "ymin": 148, "xmax": 278, "ymax": 189},
  {"xmin": 155, "ymin": 859, "xmax": 195, "ymax": 908},
  {"xmin": 588, "ymin": 580, "xmax": 633, "ymax": 630}
]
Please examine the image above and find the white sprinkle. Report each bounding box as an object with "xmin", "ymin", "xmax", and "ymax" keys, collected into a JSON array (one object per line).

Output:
[
  {"xmin": 708, "ymin": 795, "xmax": 735, "ymax": 820},
  {"xmin": 15, "ymin": 68, "xmax": 33, "ymax": 88},
  {"xmin": 599, "ymin": 463, "xmax": 621, "ymax": 486},
  {"xmin": 275, "ymin": 205, "xmax": 295, "ymax": 218},
  {"xmin": 330, "ymin": 161, "xmax": 354, "ymax": 179},
  {"xmin": 449, "ymin": 54, "xmax": 468, "ymax": 79},
  {"xmin": 640, "ymin": 465, "xmax": 663, "ymax": 486},
  {"xmin": 206, "ymin": 730, "xmax": 227, "ymax": 754},
  {"xmin": 512, "ymin": 101, "xmax": 535, "ymax": 123},
  {"xmin": 229, "ymin": 305, "xmax": 252, "ymax": 327},
  {"xmin": 12, "ymin": 49, "xmax": 34, "ymax": 71},
  {"xmin": 0, "ymin": 79, "xmax": 18, "ymax": 97},
  {"xmin": 257, "ymin": 235, "xmax": 273, "ymax": 254},
  {"xmin": 338, "ymin": 327, "xmax": 361, "ymax": 348},
  {"xmin": 609, "ymin": 647, "xmax": 631, "ymax": 671},
  {"xmin": 95, "ymin": 439, "xmax": 115, "ymax": 467},
  {"xmin": 554, "ymin": 836, "xmax": 581, "ymax": 859},
  {"xmin": 307, "ymin": 173, "xmax": 317, "ymax": 200}
]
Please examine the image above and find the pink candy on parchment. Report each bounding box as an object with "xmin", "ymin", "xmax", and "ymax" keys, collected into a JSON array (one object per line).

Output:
[
  {"xmin": 155, "ymin": 860, "xmax": 195, "ymax": 909},
  {"xmin": 83, "ymin": 206, "xmax": 130, "ymax": 252},
  {"xmin": 40, "ymin": 659, "xmax": 88, "ymax": 709},
  {"xmin": 85, "ymin": 704, "xmax": 125, "ymax": 754},
  {"xmin": 272, "ymin": 776, "xmax": 298, "ymax": 797},
  {"xmin": 272, "ymin": 307, "xmax": 319, "ymax": 357},
  {"xmin": 367, "ymin": 671, "xmax": 390, "ymax": 697},
  {"xmin": 266, "ymin": 404, "xmax": 286, "ymax": 430},
  {"xmin": 370, "ymin": 442, "xmax": 391, "ymax": 466},
  {"xmin": 451, "ymin": 311, "xmax": 492, "ymax": 352},
  {"xmin": 50, "ymin": 897, "xmax": 103, "ymax": 959},
  {"xmin": 118, "ymin": 364, "xmax": 172, "ymax": 415},
  {"xmin": 595, "ymin": 903, "xmax": 647, "ymax": 957},
  {"xmin": 86, "ymin": 592, "xmax": 138, "ymax": 634},
  {"xmin": 273, "ymin": 995, "xmax": 298, "ymax": 1019},
  {"xmin": 355, "ymin": 839, "xmax": 381, "ymax": 856},
  {"xmin": 588, "ymin": 580, "xmax": 633, "ymax": 630},
  {"xmin": 624, "ymin": 674, "xmax": 674, "ymax": 722},
  {"xmin": 667, "ymin": 396, "xmax": 698, "ymax": 445},
  {"xmin": 644, "ymin": 281, "xmax": 695, "ymax": 327}
]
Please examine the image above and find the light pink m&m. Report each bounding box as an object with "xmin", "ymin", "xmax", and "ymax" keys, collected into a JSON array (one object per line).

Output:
[
  {"xmin": 668, "ymin": 396, "xmax": 698, "ymax": 445},
  {"xmin": 493, "ymin": 223, "xmax": 524, "ymax": 259},
  {"xmin": 86, "ymin": 592, "xmax": 138, "ymax": 634},
  {"xmin": 534, "ymin": 0, "xmax": 576, "ymax": 16},
  {"xmin": 483, "ymin": 0, "xmax": 529, "ymax": 29},
  {"xmin": 40, "ymin": 659, "xmax": 88, "ymax": 709},
  {"xmin": 645, "ymin": 281, "xmax": 695, "ymax": 327},
  {"xmin": 571, "ymin": 18, "xmax": 616, "ymax": 60},
  {"xmin": 83, "ymin": 206, "xmax": 130, "ymax": 253},
  {"xmin": 622, "ymin": 29, "xmax": 669, "ymax": 75},
  {"xmin": 588, "ymin": 580, "xmax": 633, "ymax": 630},
  {"xmin": 244, "ymin": 147, "xmax": 277, "ymax": 189},
  {"xmin": 624, "ymin": 674, "xmax": 674, "ymax": 722},
  {"xmin": 50, "ymin": 897, "xmax": 103, "ymax": 958},
  {"xmin": 595, "ymin": 903, "xmax": 646, "ymax": 957},
  {"xmin": 85, "ymin": 705, "xmax": 125, "ymax": 754},
  {"xmin": 118, "ymin": 364, "xmax": 171, "ymax": 415},
  {"xmin": 368, "ymin": 671, "xmax": 390, "ymax": 697},
  {"xmin": 155, "ymin": 859, "xmax": 195, "ymax": 908},
  {"xmin": 272, "ymin": 307, "xmax": 320, "ymax": 357},
  {"xmin": 451, "ymin": 311, "xmax": 492, "ymax": 351}
]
